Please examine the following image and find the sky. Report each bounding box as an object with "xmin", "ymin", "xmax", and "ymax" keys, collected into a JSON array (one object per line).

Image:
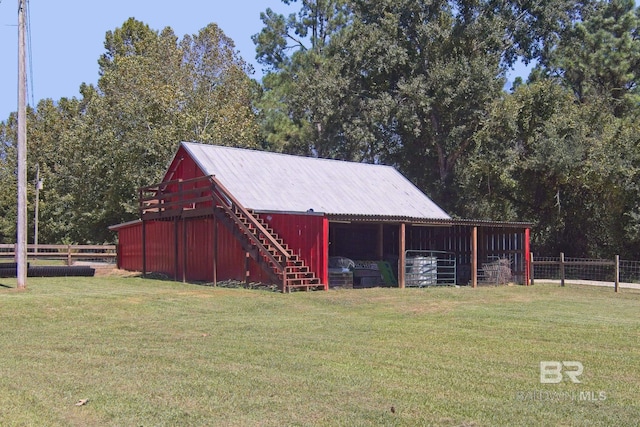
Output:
[{"xmin": 0, "ymin": 0, "xmax": 298, "ymax": 120}]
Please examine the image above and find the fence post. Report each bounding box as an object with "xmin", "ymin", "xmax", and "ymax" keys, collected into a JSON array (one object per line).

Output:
[
  {"xmin": 530, "ymin": 252, "xmax": 535, "ymax": 286},
  {"xmin": 614, "ymin": 255, "xmax": 619, "ymax": 293},
  {"xmin": 560, "ymin": 252, "xmax": 565, "ymax": 287},
  {"xmin": 67, "ymin": 244, "xmax": 72, "ymax": 266}
]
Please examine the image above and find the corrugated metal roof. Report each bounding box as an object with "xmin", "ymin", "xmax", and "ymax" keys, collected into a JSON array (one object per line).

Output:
[
  {"xmin": 326, "ymin": 214, "xmax": 534, "ymax": 228},
  {"xmin": 181, "ymin": 142, "xmax": 451, "ymax": 219}
]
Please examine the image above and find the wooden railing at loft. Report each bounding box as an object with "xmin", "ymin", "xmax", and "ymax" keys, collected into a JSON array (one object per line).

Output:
[
  {"xmin": 139, "ymin": 175, "xmax": 214, "ymax": 219},
  {"xmin": 138, "ymin": 175, "xmax": 292, "ymax": 291}
]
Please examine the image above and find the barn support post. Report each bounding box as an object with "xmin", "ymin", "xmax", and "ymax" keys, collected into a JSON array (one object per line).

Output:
[
  {"xmin": 174, "ymin": 217, "xmax": 179, "ymax": 281},
  {"xmin": 398, "ymin": 222, "xmax": 406, "ymax": 288},
  {"xmin": 182, "ymin": 217, "xmax": 187, "ymax": 283},
  {"xmin": 212, "ymin": 215, "xmax": 218, "ymax": 287},
  {"xmin": 141, "ymin": 219, "xmax": 147, "ymax": 277},
  {"xmin": 322, "ymin": 217, "xmax": 329, "ymax": 290},
  {"xmin": 471, "ymin": 226, "xmax": 478, "ymax": 288}
]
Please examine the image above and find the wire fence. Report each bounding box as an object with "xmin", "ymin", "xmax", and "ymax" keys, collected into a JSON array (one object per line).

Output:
[{"xmin": 531, "ymin": 254, "xmax": 640, "ymax": 290}]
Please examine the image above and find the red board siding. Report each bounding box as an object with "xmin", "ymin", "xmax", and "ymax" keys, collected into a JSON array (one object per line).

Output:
[
  {"xmin": 164, "ymin": 146, "xmax": 206, "ymax": 182},
  {"xmin": 260, "ymin": 212, "xmax": 329, "ymax": 285},
  {"xmin": 115, "ymin": 217, "xmax": 273, "ymax": 284},
  {"xmin": 116, "ymin": 222, "xmax": 142, "ymax": 271}
]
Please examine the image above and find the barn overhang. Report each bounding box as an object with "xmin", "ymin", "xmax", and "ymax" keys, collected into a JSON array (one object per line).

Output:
[
  {"xmin": 325, "ymin": 213, "xmax": 533, "ymax": 229},
  {"xmin": 322, "ymin": 214, "xmax": 533, "ymax": 288}
]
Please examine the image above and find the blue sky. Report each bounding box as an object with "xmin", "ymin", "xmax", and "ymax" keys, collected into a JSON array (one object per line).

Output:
[
  {"xmin": 0, "ymin": 1, "xmax": 297, "ymax": 120},
  {"xmin": 0, "ymin": 0, "xmax": 537, "ymax": 121}
]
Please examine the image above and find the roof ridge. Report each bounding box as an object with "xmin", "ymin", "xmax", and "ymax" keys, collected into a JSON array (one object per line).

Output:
[{"xmin": 181, "ymin": 141, "xmax": 395, "ymax": 170}]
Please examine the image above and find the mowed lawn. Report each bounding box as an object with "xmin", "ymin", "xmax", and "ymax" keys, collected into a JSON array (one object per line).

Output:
[{"xmin": 0, "ymin": 276, "xmax": 638, "ymax": 426}]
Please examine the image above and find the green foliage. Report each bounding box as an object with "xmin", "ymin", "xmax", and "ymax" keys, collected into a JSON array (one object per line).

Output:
[
  {"xmin": 0, "ymin": 119, "xmax": 17, "ymax": 243},
  {"xmin": 546, "ymin": 0, "xmax": 640, "ymax": 116},
  {"xmin": 0, "ymin": 2, "xmax": 638, "ymax": 258},
  {"xmin": 466, "ymin": 81, "xmax": 640, "ymax": 257},
  {"xmin": 462, "ymin": 0, "xmax": 640, "ymax": 257},
  {"xmin": 252, "ymin": 0, "xmax": 351, "ymax": 154},
  {"xmin": 0, "ymin": 18, "xmax": 259, "ymax": 244},
  {"xmin": 252, "ymin": 0, "xmax": 639, "ymax": 257},
  {"xmin": 255, "ymin": 0, "xmax": 511, "ymax": 210}
]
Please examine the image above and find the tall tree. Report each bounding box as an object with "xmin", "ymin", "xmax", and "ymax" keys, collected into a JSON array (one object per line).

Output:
[
  {"xmin": 544, "ymin": 0, "xmax": 640, "ymax": 117},
  {"xmin": 0, "ymin": 18, "xmax": 261, "ymax": 244},
  {"xmin": 256, "ymin": 0, "xmax": 509, "ymax": 209},
  {"xmin": 253, "ymin": 0, "xmax": 351, "ymax": 153},
  {"xmin": 68, "ymin": 19, "xmax": 260, "ymax": 242},
  {"xmin": 180, "ymin": 24, "xmax": 260, "ymax": 147},
  {"xmin": 466, "ymin": 80, "xmax": 640, "ymax": 257},
  {"xmin": 254, "ymin": 0, "xmax": 590, "ymax": 210}
]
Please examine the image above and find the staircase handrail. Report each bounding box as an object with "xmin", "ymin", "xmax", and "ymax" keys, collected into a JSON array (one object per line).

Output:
[{"xmin": 207, "ymin": 175, "xmax": 291, "ymax": 267}]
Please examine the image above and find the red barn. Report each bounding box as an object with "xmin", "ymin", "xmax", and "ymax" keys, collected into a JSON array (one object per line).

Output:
[{"xmin": 110, "ymin": 142, "xmax": 532, "ymax": 291}]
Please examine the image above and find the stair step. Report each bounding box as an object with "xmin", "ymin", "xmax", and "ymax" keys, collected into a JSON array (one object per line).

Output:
[
  {"xmin": 286, "ymin": 281, "xmax": 324, "ymax": 291},
  {"xmin": 285, "ymin": 277, "xmax": 321, "ymax": 285},
  {"xmin": 222, "ymin": 202, "xmax": 324, "ymax": 292},
  {"xmin": 260, "ymin": 237, "xmax": 284, "ymax": 245},
  {"xmin": 286, "ymin": 272, "xmax": 315, "ymax": 279},
  {"xmin": 285, "ymin": 266, "xmax": 310, "ymax": 273}
]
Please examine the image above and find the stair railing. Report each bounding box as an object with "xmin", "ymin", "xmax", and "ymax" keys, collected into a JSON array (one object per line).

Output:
[{"xmin": 207, "ymin": 175, "xmax": 291, "ymax": 288}]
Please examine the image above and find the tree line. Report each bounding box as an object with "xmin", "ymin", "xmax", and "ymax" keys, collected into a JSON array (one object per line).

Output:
[{"xmin": 1, "ymin": 0, "xmax": 639, "ymax": 259}]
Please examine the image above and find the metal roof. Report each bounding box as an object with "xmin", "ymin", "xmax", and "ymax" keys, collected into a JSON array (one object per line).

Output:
[
  {"xmin": 181, "ymin": 142, "xmax": 451, "ymax": 219},
  {"xmin": 326, "ymin": 214, "xmax": 534, "ymax": 228}
]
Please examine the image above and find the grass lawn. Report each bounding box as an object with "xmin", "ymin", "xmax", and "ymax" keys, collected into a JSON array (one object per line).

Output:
[{"xmin": 0, "ymin": 276, "xmax": 638, "ymax": 426}]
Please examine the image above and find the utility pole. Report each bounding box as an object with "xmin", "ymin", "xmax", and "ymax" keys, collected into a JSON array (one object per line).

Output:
[{"xmin": 17, "ymin": 0, "xmax": 28, "ymax": 289}]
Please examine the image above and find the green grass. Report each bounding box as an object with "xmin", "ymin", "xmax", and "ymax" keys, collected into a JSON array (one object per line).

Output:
[{"xmin": 0, "ymin": 277, "xmax": 638, "ymax": 426}]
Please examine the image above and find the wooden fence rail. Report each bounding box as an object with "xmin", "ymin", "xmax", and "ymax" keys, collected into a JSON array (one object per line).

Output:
[
  {"xmin": 531, "ymin": 252, "xmax": 620, "ymax": 292},
  {"xmin": 0, "ymin": 244, "xmax": 117, "ymax": 266}
]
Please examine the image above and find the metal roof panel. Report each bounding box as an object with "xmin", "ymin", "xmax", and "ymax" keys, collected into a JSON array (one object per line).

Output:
[{"xmin": 181, "ymin": 142, "xmax": 451, "ymax": 219}]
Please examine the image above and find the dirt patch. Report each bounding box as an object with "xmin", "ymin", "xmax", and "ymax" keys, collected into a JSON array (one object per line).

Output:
[{"xmin": 93, "ymin": 267, "xmax": 138, "ymax": 277}]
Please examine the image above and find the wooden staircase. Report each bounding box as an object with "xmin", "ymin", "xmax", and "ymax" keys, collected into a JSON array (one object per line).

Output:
[
  {"xmin": 219, "ymin": 206, "xmax": 323, "ymax": 292},
  {"xmin": 209, "ymin": 176, "xmax": 324, "ymax": 292},
  {"xmin": 139, "ymin": 175, "xmax": 325, "ymax": 292}
]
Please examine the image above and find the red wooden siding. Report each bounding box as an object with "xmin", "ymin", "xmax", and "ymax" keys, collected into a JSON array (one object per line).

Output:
[
  {"xmin": 116, "ymin": 147, "xmax": 328, "ymax": 286},
  {"xmin": 116, "ymin": 217, "xmax": 272, "ymax": 284},
  {"xmin": 260, "ymin": 212, "xmax": 329, "ymax": 285},
  {"xmin": 116, "ymin": 222, "xmax": 142, "ymax": 271},
  {"xmin": 164, "ymin": 146, "xmax": 205, "ymax": 182}
]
